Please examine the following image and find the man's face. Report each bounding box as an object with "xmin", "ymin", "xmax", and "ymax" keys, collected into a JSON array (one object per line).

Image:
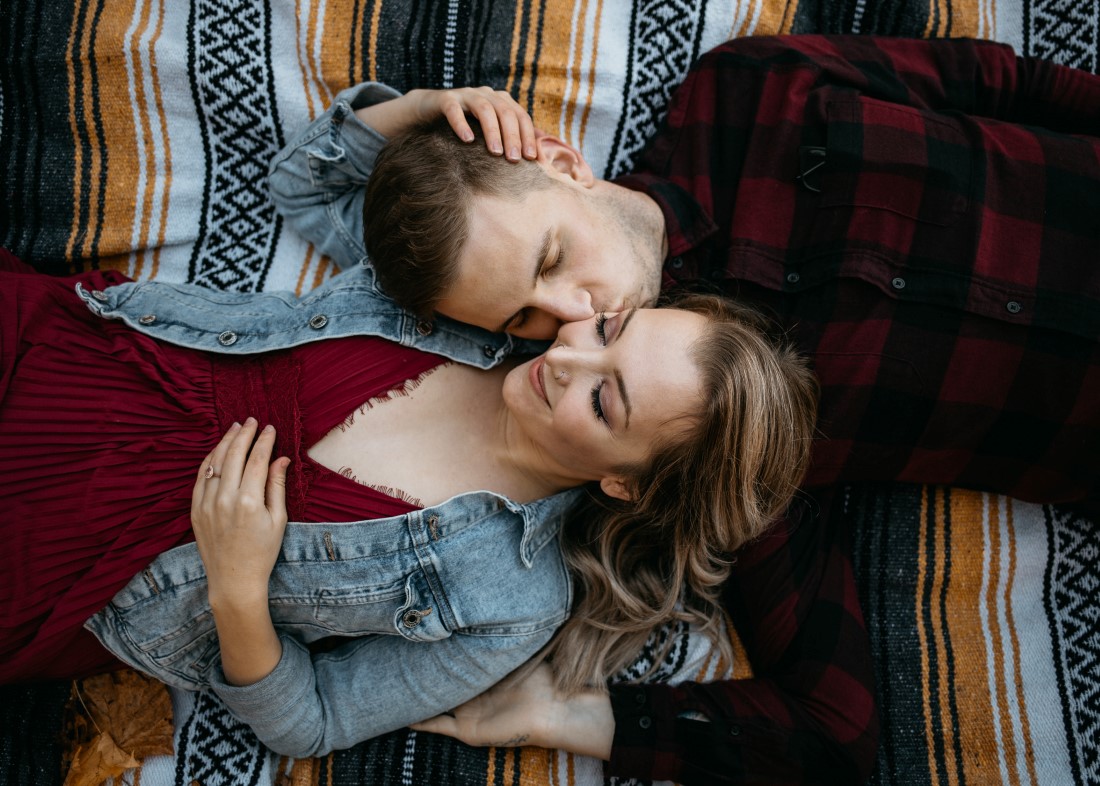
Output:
[{"xmin": 435, "ymin": 177, "xmax": 666, "ymax": 340}]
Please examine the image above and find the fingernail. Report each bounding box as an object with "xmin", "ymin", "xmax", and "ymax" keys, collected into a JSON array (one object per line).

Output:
[
  {"xmin": 245, "ymin": 416, "xmax": 257, "ymax": 426},
  {"xmin": 263, "ymin": 424, "xmax": 274, "ymax": 433},
  {"xmin": 491, "ymin": 143, "xmax": 503, "ymax": 154},
  {"xmin": 525, "ymin": 145, "xmax": 536, "ymax": 158},
  {"xmin": 508, "ymin": 146, "xmax": 520, "ymax": 161},
  {"xmin": 230, "ymin": 421, "xmax": 241, "ymax": 429},
  {"xmin": 461, "ymin": 130, "xmax": 474, "ymax": 142}
]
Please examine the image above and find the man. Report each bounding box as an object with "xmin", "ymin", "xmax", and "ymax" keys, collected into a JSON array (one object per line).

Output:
[{"xmin": 269, "ymin": 35, "xmax": 1100, "ymax": 784}]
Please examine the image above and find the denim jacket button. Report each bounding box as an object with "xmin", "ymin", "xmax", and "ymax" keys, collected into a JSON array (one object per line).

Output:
[
  {"xmin": 482, "ymin": 345, "xmax": 496, "ymax": 359},
  {"xmin": 92, "ymin": 290, "xmax": 109, "ymax": 302},
  {"xmin": 402, "ymin": 607, "xmax": 432, "ymax": 628},
  {"xmin": 309, "ymin": 314, "xmax": 329, "ymax": 329},
  {"xmin": 416, "ymin": 320, "xmax": 434, "ymax": 336},
  {"xmin": 138, "ymin": 314, "xmax": 157, "ymax": 325},
  {"xmin": 217, "ymin": 331, "xmax": 238, "ymax": 346}
]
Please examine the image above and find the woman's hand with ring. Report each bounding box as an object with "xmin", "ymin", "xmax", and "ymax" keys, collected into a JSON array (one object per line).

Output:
[{"xmin": 191, "ymin": 418, "xmax": 291, "ymax": 608}]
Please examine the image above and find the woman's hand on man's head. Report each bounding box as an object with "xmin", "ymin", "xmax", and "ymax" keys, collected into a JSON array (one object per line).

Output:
[{"xmin": 406, "ymin": 86, "xmax": 538, "ymax": 163}]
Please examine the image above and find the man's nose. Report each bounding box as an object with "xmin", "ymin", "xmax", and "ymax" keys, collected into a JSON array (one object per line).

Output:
[{"xmin": 542, "ymin": 286, "xmax": 594, "ymax": 324}]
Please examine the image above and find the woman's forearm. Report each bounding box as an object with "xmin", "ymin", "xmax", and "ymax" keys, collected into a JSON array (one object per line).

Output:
[{"xmin": 210, "ymin": 590, "xmax": 283, "ymax": 686}]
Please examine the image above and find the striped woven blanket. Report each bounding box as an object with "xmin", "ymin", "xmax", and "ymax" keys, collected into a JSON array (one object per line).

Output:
[{"xmin": 1, "ymin": 1, "xmax": 1098, "ymax": 785}]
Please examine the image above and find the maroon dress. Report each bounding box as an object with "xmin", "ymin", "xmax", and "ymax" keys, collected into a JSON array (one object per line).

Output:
[{"xmin": 0, "ymin": 250, "xmax": 446, "ymax": 681}]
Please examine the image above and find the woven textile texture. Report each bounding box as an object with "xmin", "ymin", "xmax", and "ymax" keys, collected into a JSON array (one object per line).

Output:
[{"xmin": 2, "ymin": 0, "xmax": 1098, "ymax": 784}]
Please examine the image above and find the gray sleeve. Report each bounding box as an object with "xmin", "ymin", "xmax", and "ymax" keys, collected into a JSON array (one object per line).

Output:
[
  {"xmin": 267, "ymin": 82, "xmax": 403, "ymax": 271},
  {"xmin": 209, "ymin": 626, "xmax": 555, "ymax": 757}
]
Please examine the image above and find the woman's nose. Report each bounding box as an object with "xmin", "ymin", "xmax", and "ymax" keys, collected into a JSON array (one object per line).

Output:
[{"xmin": 545, "ymin": 343, "xmax": 577, "ymax": 383}]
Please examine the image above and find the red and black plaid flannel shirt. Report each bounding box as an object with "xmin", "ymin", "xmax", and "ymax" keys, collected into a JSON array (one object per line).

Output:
[{"xmin": 608, "ymin": 35, "xmax": 1100, "ymax": 784}]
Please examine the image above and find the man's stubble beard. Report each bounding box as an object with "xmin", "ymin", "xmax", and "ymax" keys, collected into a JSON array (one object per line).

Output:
[{"xmin": 592, "ymin": 185, "xmax": 666, "ymax": 308}]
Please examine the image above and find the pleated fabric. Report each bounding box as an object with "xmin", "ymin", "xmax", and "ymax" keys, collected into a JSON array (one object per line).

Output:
[{"xmin": 0, "ymin": 251, "xmax": 441, "ymax": 681}]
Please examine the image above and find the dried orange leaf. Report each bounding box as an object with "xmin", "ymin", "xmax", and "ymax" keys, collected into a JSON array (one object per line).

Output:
[
  {"xmin": 80, "ymin": 670, "xmax": 174, "ymax": 759},
  {"xmin": 63, "ymin": 731, "xmax": 140, "ymax": 786}
]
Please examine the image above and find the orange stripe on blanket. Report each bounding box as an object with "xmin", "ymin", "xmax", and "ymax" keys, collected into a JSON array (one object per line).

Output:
[
  {"xmin": 128, "ymin": 0, "xmax": 157, "ymax": 279},
  {"xmin": 317, "ymin": 0, "xmax": 358, "ymax": 94},
  {"xmin": 147, "ymin": 0, "xmax": 171, "ymax": 280},
  {"xmin": 576, "ymin": 0, "xmax": 603, "ymax": 151},
  {"xmin": 66, "ymin": 0, "xmax": 93, "ymax": 263},
  {"xmin": 369, "ymin": 0, "xmax": 382, "ymax": 82},
  {"xmin": 918, "ymin": 487, "xmax": 963, "ymax": 786},
  {"xmin": 87, "ymin": 1, "xmax": 145, "ymax": 270},
  {"xmin": 948, "ymin": 491, "xmax": 1001, "ymax": 786},
  {"xmin": 561, "ymin": 0, "xmax": 590, "ymax": 145},
  {"xmin": 753, "ymin": 0, "xmax": 798, "ymax": 37},
  {"xmin": 528, "ymin": 0, "xmax": 574, "ymax": 139}
]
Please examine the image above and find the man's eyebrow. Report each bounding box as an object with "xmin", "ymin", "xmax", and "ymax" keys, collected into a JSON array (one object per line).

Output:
[
  {"xmin": 496, "ymin": 228, "xmax": 553, "ymax": 333},
  {"xmin": 612, "ymin": 308, "xmax": 638, "ymax": 429}
]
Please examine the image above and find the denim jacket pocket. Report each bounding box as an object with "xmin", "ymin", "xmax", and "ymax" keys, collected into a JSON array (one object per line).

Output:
[{"xmin": 304, "ymin": 574, "xmax": 410, "ymax": 636}]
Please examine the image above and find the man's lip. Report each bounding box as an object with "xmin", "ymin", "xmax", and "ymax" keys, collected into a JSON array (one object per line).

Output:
[{"xmin": 529, "ymin": 356, "xmax": 550, "ymax": 406}]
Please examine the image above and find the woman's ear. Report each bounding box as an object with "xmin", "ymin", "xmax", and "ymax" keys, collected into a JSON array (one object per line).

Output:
[
  {"xmin": 535, "ymin": 135, "xmax": 595, "ymax": 187},
  {"xmin": 599, "ymin": 475, "xmax": 634, "ymax": 502}
]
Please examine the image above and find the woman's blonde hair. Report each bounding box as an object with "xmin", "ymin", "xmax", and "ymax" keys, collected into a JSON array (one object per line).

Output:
[{"xmin": 544, "ymin": 293, "xmax": 819, "ymax": 692}]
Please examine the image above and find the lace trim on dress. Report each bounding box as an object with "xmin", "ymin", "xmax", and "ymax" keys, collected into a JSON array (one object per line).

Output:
[{"xmin": 335, "ymin": 364, "xmax": 450, "ymax": 432}]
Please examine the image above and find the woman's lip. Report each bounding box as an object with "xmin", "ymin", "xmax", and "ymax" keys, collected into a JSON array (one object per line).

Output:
[{"xmin": 529, "ymin": 356, "xmax": 550, "ymax": 406}]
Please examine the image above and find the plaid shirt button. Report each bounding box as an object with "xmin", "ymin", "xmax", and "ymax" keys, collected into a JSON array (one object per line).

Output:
[
  {"xmin": 891, "ymin": 277, "xmax": 906, "ymax": 290},
  {"xmin": 639, "ymin": 716, "xmax": 652, "ymax": 729},
  {"xmin": 1007, "ymin": 301, "xmax": 1022, "ymax": 314}
]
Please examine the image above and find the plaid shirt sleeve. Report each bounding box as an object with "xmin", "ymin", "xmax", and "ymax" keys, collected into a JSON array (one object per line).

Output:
[
  {"xmin": 707, "ymin": 34, "xmax": 1100, "ymax": 130},
  {"xmin": 606, "ymin": 489, "xmax": 878, "ymax": 785}
]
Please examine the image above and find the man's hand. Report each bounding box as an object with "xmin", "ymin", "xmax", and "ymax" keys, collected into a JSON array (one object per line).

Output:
[
  {"xmin": 355, "ymin": 87, "xmax": 538, "ymax": 162},
  {"xmin": 410, "ymin": 661, "xmax": 615, "ymax": 760}
]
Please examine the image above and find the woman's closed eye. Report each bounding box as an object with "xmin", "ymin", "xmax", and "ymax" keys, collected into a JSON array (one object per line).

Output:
[
  {"xmin": 595, "ymin": 312, "xmax": 608, "ymax": 344},
  {"xmin": 590, "ymin": 383, "xmax": 607, "ymax": 423}
]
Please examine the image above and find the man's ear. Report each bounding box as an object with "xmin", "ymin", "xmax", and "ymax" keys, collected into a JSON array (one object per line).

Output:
[
  {"xmin": 599, "ymin": 475, "xmax": 635, "ymax": 502},
  {"xmin": 536, "ymin": 135, "xmax": 595, "ymax": 187}
]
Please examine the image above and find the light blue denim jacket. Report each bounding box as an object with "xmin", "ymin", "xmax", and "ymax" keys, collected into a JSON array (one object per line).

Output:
[
  {"xmin": 267, "ymin": 81, "xmax": 402, "ymax": 272},
  {"xmin": 78, "ymin": 258, "xmax": 569, "ymax": 757}
]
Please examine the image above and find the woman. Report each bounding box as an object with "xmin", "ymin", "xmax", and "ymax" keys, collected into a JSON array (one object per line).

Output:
[{"xmin": 0, "ymin": 253, "xmax": 817, "ymax": 758}]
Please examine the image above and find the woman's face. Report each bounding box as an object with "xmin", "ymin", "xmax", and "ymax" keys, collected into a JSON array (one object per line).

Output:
[{"xmin": 503, "ymin": 307, "xmax": 707, "ymax": 495}]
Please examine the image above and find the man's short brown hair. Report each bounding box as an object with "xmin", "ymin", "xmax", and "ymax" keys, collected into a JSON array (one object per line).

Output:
[{"xmin": 363, "ymin": 116, "xmax": 554, "ymax": 319}]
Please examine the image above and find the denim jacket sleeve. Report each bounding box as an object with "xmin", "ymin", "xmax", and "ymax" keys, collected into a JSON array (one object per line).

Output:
[
  {"xmin": 210, "ymin": 626, "xmax": 557, "ymax": 757},
  {"xmin": 268, "ymin": 82, "xmax": 403, "ymax": 270}
]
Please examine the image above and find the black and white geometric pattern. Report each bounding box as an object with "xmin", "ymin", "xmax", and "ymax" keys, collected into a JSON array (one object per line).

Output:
[
  {"xmin": 185, "ymin": 0, "xmax": 286, "ymax": 292},
  {"xmin": 604, "ymin": 0, "xmax": 711, "ymax": 179},
  {"xmin": 610, "ymin": 619, "xmax": 694, "ymax": 685},
  {"xmin": 172, "ymin": 691, "xmax": 270, "ymax": 786},
  {"xmin": 1025, "ymin": 0, "xmax": 1099, "ymax": 72},
  {"xmin": 1044, "ymin": 506, "xmax": 1100, "ymax": 786}
]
